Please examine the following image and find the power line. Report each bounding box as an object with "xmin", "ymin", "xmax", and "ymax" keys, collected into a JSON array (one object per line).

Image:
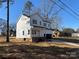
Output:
[
  {"xmin": 59, "ymin": 0, "xmax": 79, "ymax": 18},
  {"xmin": 52, "ymin": 8, "xmax": 62, "ymax": 16},
  {"xmin": 50, "ymin": 0, "xmax": 79, "ymax": 20},
  {"xmin": 48, "ymin": 0, "xmax": 56, "ymax": 15}
]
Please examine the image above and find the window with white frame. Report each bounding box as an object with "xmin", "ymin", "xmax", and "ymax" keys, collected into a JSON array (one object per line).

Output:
[
  {"xmin": 48, "ymin": 24, "xmax": 50, "ymax": 27},
  {"xmin": 43, "ymin": 22, "xmax": 46, "ymax": 26},
  {"xmin": 32, "ymin": 19, "xmax": 37, "ymax": 24},
  {"xmin": 40, "ymin": 21, "xmax": 42, "ymax": 25}
]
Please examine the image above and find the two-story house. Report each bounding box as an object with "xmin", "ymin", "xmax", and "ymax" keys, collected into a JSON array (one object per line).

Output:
[{"xmin": 16, "ymin": 12, "xmax": 53, "ymax": 42}]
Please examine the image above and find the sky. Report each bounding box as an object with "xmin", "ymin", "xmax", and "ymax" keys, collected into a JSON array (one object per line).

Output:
[
  {"xmin": 0, "ymin": 0, "xmax": 79, "ymax": 30},
  {"xmin": 59, "ymin": 0, "xmax": 79, "ymax": 30}
]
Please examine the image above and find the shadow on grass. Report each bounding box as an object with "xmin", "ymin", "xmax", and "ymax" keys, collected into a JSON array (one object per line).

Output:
[{"xmin": 0, "ymin": 45, "xmax": 79, "ymax": 59}]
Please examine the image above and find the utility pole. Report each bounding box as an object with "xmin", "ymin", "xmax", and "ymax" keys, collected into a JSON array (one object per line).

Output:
[{"xmin": 6, "ymin": 0, "xmax": 9, "ymax": 42}]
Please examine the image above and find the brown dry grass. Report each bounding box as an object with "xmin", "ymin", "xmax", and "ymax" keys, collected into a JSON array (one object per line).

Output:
[
  {"xmin": 0, "ymin": 36, "xmax": 79, "ymax": 48},
  {"xmin": 0, "ymin": 45, "xmax": 79, "ymax": 59},
  {"xmin": 0, "ymin": 37, "xmax": 79, "ymax": 59}
]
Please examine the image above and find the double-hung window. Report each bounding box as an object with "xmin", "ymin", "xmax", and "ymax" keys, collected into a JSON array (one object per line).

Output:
[
  {"xmin": 43, "ymin": 23, "xmax": 46, "ymax": 26},
  {"xmin": 32, "ymin": 19, "xmax": 37, "ymax": 24}
]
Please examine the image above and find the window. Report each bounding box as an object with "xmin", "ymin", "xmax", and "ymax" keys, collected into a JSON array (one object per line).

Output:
[
  {"xmin": 43, "ymin": 23, "xmax": 46, "ymax": 26},
  {"xmin": 28, "ymin": 30, "xmax": 30, "ymax": 34},
  {"xmin": 48, "ymin": 24, "xmax": 50, "ymax": 27},
  {"xmin": 40, "ymin": 21, "xmax": 41, "ymax": 25},
  {"xmin": 32, "ymin": 19, "xmax": 37, "ymax": 24},
  {"xmin": 22, "ymin": 31, "xmax": 24, "ymax": 35}
]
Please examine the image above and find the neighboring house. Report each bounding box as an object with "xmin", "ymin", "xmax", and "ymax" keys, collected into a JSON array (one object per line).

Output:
[
  {"xmin": 72, "ymin": 33, "xmax": 79, "ymax": 37},
  {"xmin": 16, "ymin": 12, "xmax": 53, "ymax": 42}
]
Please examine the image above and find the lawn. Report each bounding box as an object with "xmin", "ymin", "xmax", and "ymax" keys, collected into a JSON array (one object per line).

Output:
[
  {"xmin": 0, "ymin": 45, "xmax": 79, "ymax": 59},
  {"xmin": 0, "ymin": 36, "xmax": 79, "ymax": 59}
]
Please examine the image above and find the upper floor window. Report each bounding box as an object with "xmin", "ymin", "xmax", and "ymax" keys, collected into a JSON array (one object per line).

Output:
[
  {"xmin": 32, "ymin": 19, "xmax": 37, "ymax": 24},
  {"xmin": 48, "ymin": 24, "xmax": 50, "ymax": 27},
  {"xmin": 43, "ymin": 23, "xmax": 46, "ymax": 26},
  {"xmin": 40, "ymin": 21, "xmax": 41, "ymax": 25}
]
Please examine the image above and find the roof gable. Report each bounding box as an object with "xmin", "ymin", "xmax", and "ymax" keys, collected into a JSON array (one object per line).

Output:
[{"xmin": 23, "ymin": 12, "xmax": 51, "ymax": 23}]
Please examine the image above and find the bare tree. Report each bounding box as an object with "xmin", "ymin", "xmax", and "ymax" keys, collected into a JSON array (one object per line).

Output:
[
  {"xmin": 23, "ymin": 0, "xmax": 33, "ymax": 17},
  {"xmin": 23, "ymin": 0, "xmax": 62, "ymax": 30},
  {"xmin": 0, "ymin": 0, "xmax": 14, "ymax": 42},
  {"xmin": 39, "ymin": 0, "xmax": 62, "ymax": 30},
  {"xmin": 50, "ymin": 15, "xmax": 62, "ymax": 30},
  {"xmin": 0, "ymin": 18, "xmax": 16, "ymax": 36},
  {"xmin": 9, "ymin": 23, "xmax": 16, "ymax": 36},
  {"xmin": 0, "ymin": 18, "xmax": 7, "ymax": 36}
]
